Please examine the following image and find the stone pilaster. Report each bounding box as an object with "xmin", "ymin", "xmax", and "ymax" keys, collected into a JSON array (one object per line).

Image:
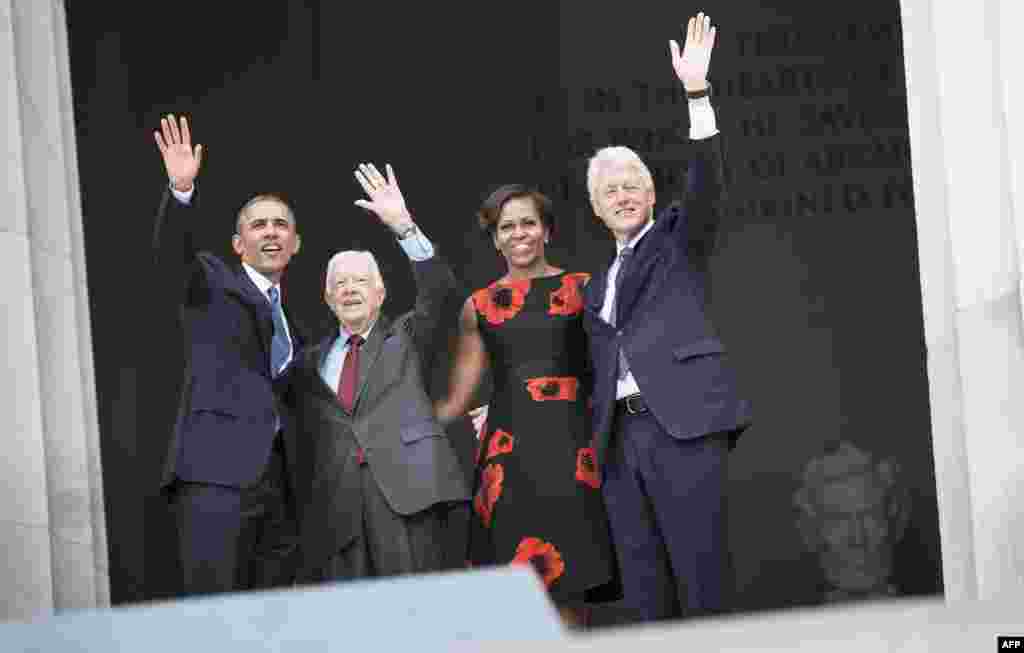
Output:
[
  {"xmin": 0, "ymin": 0, "xmax": 109, "ymax": 619},
  {"xmin": 900, "ymin": 0, "xmax": 1024, "ymax": 600}
]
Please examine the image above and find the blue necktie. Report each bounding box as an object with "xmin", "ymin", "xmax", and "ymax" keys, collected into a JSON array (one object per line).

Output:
[
  {"xmin": 611, "ymin": 247, "xmax": 633, "ymax": 380},
  {"xmin": 267, "ymin": 286, "xmax": 291, "ymax": 378}
]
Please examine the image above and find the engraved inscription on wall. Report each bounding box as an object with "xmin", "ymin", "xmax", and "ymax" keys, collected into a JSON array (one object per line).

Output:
[{"xmin": 528, "ymin": 20, "xmax": 914, "ymax": 220}]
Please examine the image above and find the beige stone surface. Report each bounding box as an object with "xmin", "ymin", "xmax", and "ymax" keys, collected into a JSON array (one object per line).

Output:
[
  {"xmin": 955, "ymin": 291, "xmax": 1024, "ymax": 597},
  {"xmin": 28, "ymin": 245, "xmax": 93, "ymax": 546},
  {"xmin": 51, "ymin": 0, "xmax": 110, "ymax": 607},
  {"xmin": 10, "ymin": 0, "xmax": 70, "ymax": 257},
  {"xmin": 0, "ymin": 0, "xmax": 28, "ymax": 237},
  {"xmin": 565, "ymin": 595, "xmax": 1024, "ymax": 653},
  {"xmin": 50, "ymin": 535, "xmax": 99, "ymax": 611},
  {"xmin": 922, "ymin": 334, "xmax": 976, "ymax": 599},
  {"xmin": 0, "ymin": 522, "xmax": 53, "ymax": 622},
  {"xmin": 902, "ymin": 0, "xmax": 1024, "ymax": 601},
  {"xmin": 0, "ymin": 232, "xmax": 50, "ymax": 528},
  {"xmin": 1, "ymin": 0, "xmax": 109, "ymax": 619}
]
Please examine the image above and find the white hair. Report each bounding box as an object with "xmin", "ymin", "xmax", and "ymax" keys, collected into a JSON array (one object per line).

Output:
[
  {"xmin": 324, "ymin": 250, "xmax": 385, "ymax": 292},
  {"xmin": 586, "ymin": 146, "xmax": 655, "ymax": 201}
]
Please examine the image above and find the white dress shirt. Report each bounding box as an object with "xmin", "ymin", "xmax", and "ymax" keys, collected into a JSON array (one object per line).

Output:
[
  {"xmin": 600, "ymin": 219, "xmax": 655, "ymax": 399},
  {"xmin": 240, "ymin": 262, "xmax": 294, "ymax": 374},
  {"xmin": 688, "ymin": 95, "xmax": 718, "ymax": 140},
  {"xmin": 238, "ymin": 263, "xmax": 291, "ymax": 432}
]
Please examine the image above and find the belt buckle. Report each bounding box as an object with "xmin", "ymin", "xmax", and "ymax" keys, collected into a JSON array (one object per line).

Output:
[{"xmin": 625, "ymin": 394, "xmax": 643, "ymax": 415}]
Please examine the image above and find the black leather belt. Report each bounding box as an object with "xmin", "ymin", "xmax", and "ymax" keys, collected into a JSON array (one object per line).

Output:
[{"xmin": 615, "ymin": 393, "xmax": 649, "ymax": 417}]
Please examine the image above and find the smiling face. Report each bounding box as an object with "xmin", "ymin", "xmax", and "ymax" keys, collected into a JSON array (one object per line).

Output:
[
  {"xmin": 232, "ymin": 198, "xmax": 300, "ymax": 283},
  {"xmin": 324, "ymin": 251, "xmax": 386, "ymax": 335},
  {"xmin": 493, "ymin": 196, "xmax": 549, "ymax": 271},
  {"xmin": 590, "ymin": 163, "xmax": 656, "ymax": 244}
]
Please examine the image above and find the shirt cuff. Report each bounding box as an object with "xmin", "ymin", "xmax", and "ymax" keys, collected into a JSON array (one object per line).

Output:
[
  {"xmin": 688, "ymin": 96, "xmax": 719, "ymax": 140},
  {"xmin": 277, "ymin": 354, "xmax": 292, "ymax": 376},
  {"xmin": 397, "ymin": 226, "xmax": 435, "ymax": 261},
  {"xmin": 170, "ymin": 181, "xmax": 195, "ymax": 205}
]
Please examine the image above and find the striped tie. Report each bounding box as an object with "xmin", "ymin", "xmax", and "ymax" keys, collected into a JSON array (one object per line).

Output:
[
  {"xmin": 611, "ymin": 247, "xmax": 633, "ymax": 380},
  {"xmin": 267, "ymin": 286, "xmax": 291, "ymax": 378}
]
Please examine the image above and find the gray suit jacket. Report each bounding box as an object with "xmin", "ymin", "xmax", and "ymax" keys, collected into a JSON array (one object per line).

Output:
[{"xmin": 289, "ymin": 254, "xmax": 469, "ymax": 572}]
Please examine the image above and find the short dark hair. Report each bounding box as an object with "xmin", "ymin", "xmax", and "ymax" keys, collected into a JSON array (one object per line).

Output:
[
  {"xmin": 477, "ymin": 184, "xmax": 555, "ymax": 237},
  {"xmin": 236, "ymin": 193, "xmax": 296, "ymax": 234}
]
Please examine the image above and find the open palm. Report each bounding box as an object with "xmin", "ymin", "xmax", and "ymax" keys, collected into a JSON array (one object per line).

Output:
[
  {"xmin": 154, "ymin": 115, "xmax": 203, "ymax": 189},
  {"xmin": 670, "ymin": 12, "xmax": 716, "ymax": 91},
  {"xmin": 353, "ymin": 162, "xmax": 412, "ymax": 229}
]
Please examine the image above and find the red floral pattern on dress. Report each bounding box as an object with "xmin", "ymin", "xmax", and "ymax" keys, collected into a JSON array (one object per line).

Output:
[
  {"xmin": 548, "ymin": 273, "xmax": 589, "ymax": 316},
  {"xmin": 474, "ymin": 463, "xmax": 504, "ymax": 527},
  {"xmin": 575, "ymin": 447, "xmax": 600, "ymax": 489},
  {"xmin": 485, "ymin": 429, "xmax": 515, "ymax": 460},
  {"xmin": 525, "ymin": 377, "xmax": 579, "ymax": 402},
  {"xmin": 512, "ymin": 537, "xmax": 566, "ymax": 588},
  {"xmin": 472, "ymin": 279, "xmax": 531, "ymax": 325}
]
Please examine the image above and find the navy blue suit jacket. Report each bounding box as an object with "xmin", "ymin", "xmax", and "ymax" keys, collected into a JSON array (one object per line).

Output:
[
  {"xmin": 583, "ymin": 135, "xmax": 752, "ymax": 464},
  {"xmin": 153, "ymin": 188, "xmax": 306, "ymax": 491}
]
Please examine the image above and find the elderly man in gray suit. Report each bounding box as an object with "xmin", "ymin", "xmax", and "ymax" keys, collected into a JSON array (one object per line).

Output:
[{"xmin": 290, "ymin": 163, "xmax": 468, "ymax": 582}]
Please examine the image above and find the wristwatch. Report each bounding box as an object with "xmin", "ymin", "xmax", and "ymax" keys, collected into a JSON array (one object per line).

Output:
[
  {"xmin": 396, "ymin": 223, "xmax": 418, "ymax": 240},
  {"xmin": 168, "ymin": 176, "xmax": 193, "ymax": 193},
  {"xmin": 686, "ymin": 82, "xmax": 712, "ymax": 100}
]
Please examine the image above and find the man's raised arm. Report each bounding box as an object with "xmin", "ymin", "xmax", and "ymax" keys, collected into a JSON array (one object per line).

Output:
[
  {"xmin": 669, "ymin": 12, "xmax": 728, "ymax": 258},
  {"xmin": 152, "ymin": 114, "xmax": 204, "ymax": 271},
  {"xmin": 353, "ymin": 162, "xmax": 458, "ymax": 362}
]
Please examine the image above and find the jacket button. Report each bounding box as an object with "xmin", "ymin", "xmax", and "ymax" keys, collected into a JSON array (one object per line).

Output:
[{"xmin": 617, "ymin": 330, "xmax": 623, "ymax": 337}]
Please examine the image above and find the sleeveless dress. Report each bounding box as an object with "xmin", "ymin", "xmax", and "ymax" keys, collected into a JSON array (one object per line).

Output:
[{"xmin": 467, "ymin": 272, "xmax": 619, "ymax": 602}]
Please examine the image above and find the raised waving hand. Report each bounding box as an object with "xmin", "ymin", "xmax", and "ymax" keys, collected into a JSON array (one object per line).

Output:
[
  {"xmin": 670, "ymin": 12, "xmax": 716, "ymax": 92},
  {"xmin": 353, "ymin": 162, "xmax": 414, "ymax": 234},
  {"xmin": 154, "ymin": 114, "xmax": 203, "ymax": 192}
]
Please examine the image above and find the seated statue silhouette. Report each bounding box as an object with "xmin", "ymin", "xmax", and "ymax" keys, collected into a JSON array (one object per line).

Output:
[{"xmin": 793, "ymin": 440, "xmax": 911, "ymax": 603}]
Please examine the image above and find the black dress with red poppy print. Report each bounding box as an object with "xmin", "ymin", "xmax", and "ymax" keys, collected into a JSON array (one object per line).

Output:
[{"xmin": 468, "ymin": 272, "xmax": 619, "ymax": 602}]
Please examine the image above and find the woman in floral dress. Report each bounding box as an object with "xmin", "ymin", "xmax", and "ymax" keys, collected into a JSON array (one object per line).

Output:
[{"xmin": 436, "ymin": 185, "xmax": 619, "ymax": 626}]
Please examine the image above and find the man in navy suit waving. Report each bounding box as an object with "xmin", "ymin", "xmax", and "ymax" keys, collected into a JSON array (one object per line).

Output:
[
  {"xmin": 153, "ymin": 115, "xmax": 304, "ymax": 595},
  {"xmin": 582, "ymin": 12, "xmax": 752, "ymax": 622}
]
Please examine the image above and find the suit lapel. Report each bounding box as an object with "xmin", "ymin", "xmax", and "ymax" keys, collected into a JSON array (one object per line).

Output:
[
  {"xmin": 298, "ymin": 335, "xmax": 360, "ymax": 424},
  {"xmin": 616, "ymin": 222, "xmax": 667, "ymax": 325},
  {"xmin": 353, "ymin": 317, "xmax": 389, "ymax": 411},
  {"xmin": 316, "ymin": 334, "xmax": 334, "ymax": 372},
  {"xmin": 283, "ymin": 303, "xmax": 303, "ymax": 351},
  {"xmin": 229, "ymin": 265, "xmax": 274, "ymax": 360},
  {"xmin": 308, "ymin": 335, "xmax": 341, "ymax": 404}
]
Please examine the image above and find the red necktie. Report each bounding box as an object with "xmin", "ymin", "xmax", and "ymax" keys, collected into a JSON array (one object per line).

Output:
[{"xmin": 337, "ymin": 334, "xmax": 364, "ymax": 412}]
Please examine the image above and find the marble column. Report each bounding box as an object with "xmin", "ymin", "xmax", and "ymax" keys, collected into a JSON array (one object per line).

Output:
[
  {"xmin": 900, "ymin": 0, "xmax": 1024, "ymax": 600},
  {"xmin": 0, "ymin": 0, "xmax": 109, "ymax": 620}
]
